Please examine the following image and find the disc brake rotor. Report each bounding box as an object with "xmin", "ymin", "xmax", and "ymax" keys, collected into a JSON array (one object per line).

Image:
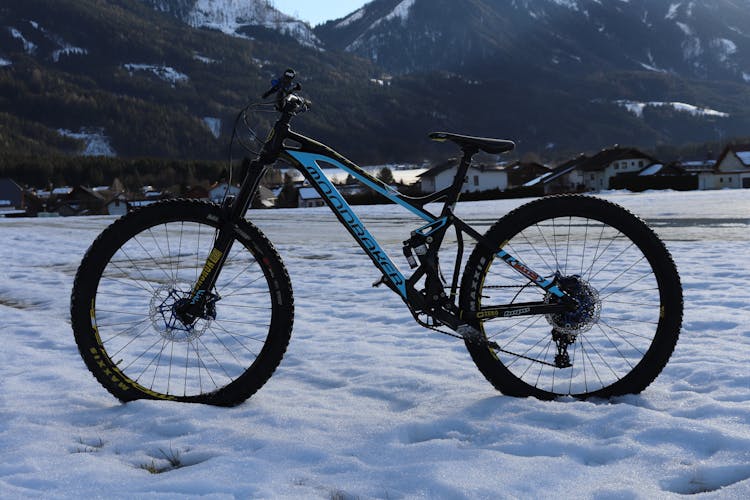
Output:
[{"xmin": 149, "ymin": 283, "xmax": 212, "ymax": 342}]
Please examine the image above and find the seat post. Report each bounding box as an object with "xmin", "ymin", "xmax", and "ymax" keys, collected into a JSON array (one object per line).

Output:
[{"xmin": 443, "ymin": 146, "xmax": 478, "ymax": 213}]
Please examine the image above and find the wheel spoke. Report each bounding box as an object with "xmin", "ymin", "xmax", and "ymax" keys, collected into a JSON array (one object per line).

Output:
[
  {"xmin": 73, "ymin": 203, "xmax": 289, "ymax": 404},
  {"xmin": 465, "ymin": 198, "xmax": 681, "ymax": 398}
]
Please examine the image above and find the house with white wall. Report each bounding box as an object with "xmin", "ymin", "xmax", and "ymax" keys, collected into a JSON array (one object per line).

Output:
[
  {"xmin": 525, "ymin": 146, "xmax": 654, "ymax": 193},
  {"xmin": 209, "ymin": 182, "xmax": 241, "ymax": 203},
  {"xmin": 524, "ymin": 155, "xmax": 588, "ymax": 194},
  {"xmin": 578, "ymin": 146, "xmax": 655, "ymax": 191},
  {"xmin": 298, "ymin": 187, "xmax": 325, "ymax": 208},
  {"xmin": 418, "ymin": 159, "xmax": 508, "ymax": 194},
  {"xmin": 698, "ymin": 144, "xmax": 750, "ymax": 190}
]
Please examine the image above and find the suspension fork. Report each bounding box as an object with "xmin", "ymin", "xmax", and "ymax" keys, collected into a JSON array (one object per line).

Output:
[{"xmin": 180, "ymin": 158, "xmax": 268, "ymax": 319}]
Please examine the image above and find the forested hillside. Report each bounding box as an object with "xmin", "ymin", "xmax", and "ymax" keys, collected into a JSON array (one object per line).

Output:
[{"xmin": 1, "ymin": 0, "xmax": 750, "ymax": 185}]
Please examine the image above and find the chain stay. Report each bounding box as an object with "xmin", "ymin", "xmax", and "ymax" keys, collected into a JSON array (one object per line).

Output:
[{"xmin": 420, "ymin": 320, "xmax": 560, "ymax": 368}]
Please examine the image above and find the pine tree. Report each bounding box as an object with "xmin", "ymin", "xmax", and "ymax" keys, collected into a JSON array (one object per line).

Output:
[{"xmin": 377, "ymin": 167, "xmax": 395, "ymax": 185}]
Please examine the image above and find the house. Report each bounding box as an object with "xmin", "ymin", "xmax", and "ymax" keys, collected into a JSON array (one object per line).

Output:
[
  {"xmin": 183, "ymin": 185, "xmax": 210, "ymax": 200},
  {"xmin": 298, "ymin": 187, "xmax": 324, "ymax": 208},
  {"xmin": 698, "ymin": 144, "xmax": 750, "ymax": 190},
  {"xmin": 0, "ymin": 178, "xmax": 28, "ymax": 216},
  {"xmin": 678, "ymin": 159, "xmax": 716, "ymax": 175},
  {"xmin": 637, "ymin": 163, "xmax": 685, "ymax": 177},
  {"xmin": 524, "ymin": 155, "xmax": 588, "ymax": 194},
  {"xmin": 336, "ymin": 183, "xmax": 365, "ymax": 197},
  {"xmin": 579, "ymin": 146, "xmax": 656, "ymax": 191},
  {"xmin": 504, "ymin": 161, "xmax": 551, "ymax": 189},
  {"xmin": 106, "ymin": 195, "xmax": 129, "ymax": 216},
  {"xmin": 128, "ymin": 200, "xmax": 158, "ymax": 210},
  {"xmin": 608, "ymin": 161, "xmax": 697, "ymax": 191},
  {"xmin": 58, "ymin": 186, "xmax": 107, "ymax": 216},
  {"xmin": 524, "ymin": 146, "xmax": 656, "ymax": 193},
  {"xmin": 209, "ymin": 182, "xmax": 241, "ymax": 203},
  {"xmin": 21, "ymin": 191, "xmax": 45, "ymax": 215},
  {"xmin": 254, "ymin": 185, "xmax": 277, "ymax": 208},
  {"xmin": 51, "ymin": 186, "xmax": 73, "ymax": 197},
  {"xmin": 418, "ymin": 159, "xmax": 508, "ymax": 194}
]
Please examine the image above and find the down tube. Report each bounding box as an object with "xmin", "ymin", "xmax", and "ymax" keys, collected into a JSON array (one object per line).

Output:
[{"xmin": 286, "ymin": 150, "xmax": 408, "ymax": 298}]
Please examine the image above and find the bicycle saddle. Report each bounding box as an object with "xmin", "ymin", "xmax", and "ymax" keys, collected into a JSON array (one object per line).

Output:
[{"xmin": 429, "ymin": 132, "xmax": 515, "ymax": 155}]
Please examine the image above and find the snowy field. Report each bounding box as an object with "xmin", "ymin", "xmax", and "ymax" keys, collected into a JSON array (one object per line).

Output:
[{"xmin": 1, "ymin": 189, "xmax": 749, "ymax": 498}]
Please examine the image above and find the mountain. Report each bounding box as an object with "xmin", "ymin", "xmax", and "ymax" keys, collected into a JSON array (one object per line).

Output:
[
  {"xmin": 140, "ymin": 0, "xmax": 321, "ymax": 47},
  {"xmin": 1, "ymin": 0, "xmax": 750, "ymax": 174},
  {"xmin": 0, "ymin": 0, "xmax": 395, "ymax": 162},
  {"xmin": 316, "ymin": 0, "xmax": 750, "ymax": 82}
]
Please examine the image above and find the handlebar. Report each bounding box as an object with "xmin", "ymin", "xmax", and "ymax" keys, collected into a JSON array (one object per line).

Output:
[
  {"xmin": 252, "ymin": 69, "xmax": 311, "ymax": 161},
  {"xmin": 262, "ymin": 68, "xmax": 297, "ymax": 99},
  {"xmin": 261, "ymin": 68, "xmax": 310, "ymax": 114}
]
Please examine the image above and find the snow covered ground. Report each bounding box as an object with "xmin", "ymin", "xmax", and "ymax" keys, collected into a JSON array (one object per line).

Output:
[{"xmin": 1, "ymin": 189, "xmax": 748, "ymax": 498}]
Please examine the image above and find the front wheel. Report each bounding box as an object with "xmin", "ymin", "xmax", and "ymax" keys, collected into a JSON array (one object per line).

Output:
[
  {"xmin": 70, "ymin": 200, "xmax": 294, "ymax": 406},
  {"xmin": 459, "ymin": 195, "xmax": 682, "ymax": 399}
]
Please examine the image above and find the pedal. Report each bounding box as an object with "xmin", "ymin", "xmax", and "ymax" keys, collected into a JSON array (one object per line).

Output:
[{"xmin": 372, "ymin": 276, "xmax": 387, "ymax": 288}]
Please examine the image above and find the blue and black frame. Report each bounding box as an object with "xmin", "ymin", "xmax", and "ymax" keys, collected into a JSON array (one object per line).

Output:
[{"xmin": 182, "ymin": 95, "xmax": 572, "ymax": 336}]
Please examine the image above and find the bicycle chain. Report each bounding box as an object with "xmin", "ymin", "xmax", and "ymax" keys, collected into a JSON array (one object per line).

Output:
[
  {"xmin": 422, "ymin": 318, "xmax": 559, "ymax": 368},
  {"xmin": 416, "ymin": 284, "xmax": 559, "ymax": 367}
]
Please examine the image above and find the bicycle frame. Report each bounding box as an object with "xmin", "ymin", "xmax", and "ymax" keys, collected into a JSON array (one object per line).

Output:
[{"xmin": 185, "ymin": 123, "xmax": 572, "ymax": 334}]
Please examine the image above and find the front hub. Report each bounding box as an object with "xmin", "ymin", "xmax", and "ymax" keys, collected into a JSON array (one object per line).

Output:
[{"xmin": 148, "ymin": 283, "xmax": 218, "ymax": 342}]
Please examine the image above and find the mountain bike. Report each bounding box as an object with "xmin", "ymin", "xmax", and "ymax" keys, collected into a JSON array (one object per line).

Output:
[{"xmin": 71, "ymin": 69, "xmax": 683, "ymax": 406}]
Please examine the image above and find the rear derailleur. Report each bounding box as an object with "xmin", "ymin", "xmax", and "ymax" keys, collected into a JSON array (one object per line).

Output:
[{"xmin": 552, "ymin": 329, "xmax": 576, "ymax": 368}]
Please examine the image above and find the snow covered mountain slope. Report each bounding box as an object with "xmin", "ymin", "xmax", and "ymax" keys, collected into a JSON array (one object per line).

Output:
[
  {"xmin": 141, "ymin": 0, "xmax": 321, "ymax": 47},
  {"xmin": 2, "ymin": 0, "xmax": 750, "ymax": 160},
  {"xmin": 316, "ymin": 0, "xmax": 750, "ymax": 81}
]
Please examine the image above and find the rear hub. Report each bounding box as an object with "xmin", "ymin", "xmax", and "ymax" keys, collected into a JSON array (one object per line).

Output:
[{"xmin": 545, "ymin": 274, "xmax": 602, "ymax": 335}]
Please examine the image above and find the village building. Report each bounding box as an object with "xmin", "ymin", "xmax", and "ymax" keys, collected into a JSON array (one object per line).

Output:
[
  {"xmin": 678, "ymin": 159, "xmax": 716, "ymax": 175},
  {"xmin": 579, "ymin": 146, "xmax": 656, "ymax": 191},
  {"xmin": 57, "ymin": 186, "xmax": 107, "ymax": 216},
  {"xmin": 183, "ymin": 185, "xmax": 210, "ymax": 200},
  {"xmin": 297, "ymin": 187, "xmax": 325, "ymax": 208},
  {"xmin": 524, "ymin": 154, "xmax": 588, "ymax": 194},
  {"xmin": 418, "ymin": 159, "xmax": 508, "ymax": 194},
  {"xmin": 504, "ymin": 161, "xmax": 551, "ymax": 189},
  {"xmin": 698, "ymin": 144, "xmax": 750, "ymax": 190},
  {"xmin": 526, "ymin": 146, "xmax": 656, "ymax": 193},
  {"xmin": 255, "ymin": 185, "xmax": 277, "ymax": 208},
  {"xmin": 105, "ymin": 195, "xmax": 130, "ymax": 216},
  {"xmin": 51, "ymin": 186, "xmax": 74, "ymax": 197},
  {"xmin": 637, "ymin": 163, "xmax": 685, "ymax": 177},
  {"xmin": 209, "ymin": 182, "xmax": 241, "ymax": 203},
  {"xmin": 0, "ymin": 178, "xmax": 28, "ymax": 216},
  {"xmin": 0, "ymin": 178, "xmax": 24, "ymax": 208}
]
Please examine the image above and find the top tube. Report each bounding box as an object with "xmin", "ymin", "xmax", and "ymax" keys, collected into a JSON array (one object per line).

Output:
[{"xmin": 285, "ymin": 151, "xmax": 437, "ymax": 224}]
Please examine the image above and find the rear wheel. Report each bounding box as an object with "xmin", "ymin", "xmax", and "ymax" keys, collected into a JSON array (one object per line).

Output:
[
  {"xmin": 459, "ymin": 195, "xmax": 682, "ymax": 399},
  {"xmin": 70, "ymin": 200, "xmax": 293, "ymax": 406}
]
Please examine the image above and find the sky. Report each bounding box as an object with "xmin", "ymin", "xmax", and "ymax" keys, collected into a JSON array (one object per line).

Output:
[{"xmin": 271, "ymin": 0, "xmax": 370, "ymax": 26}]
